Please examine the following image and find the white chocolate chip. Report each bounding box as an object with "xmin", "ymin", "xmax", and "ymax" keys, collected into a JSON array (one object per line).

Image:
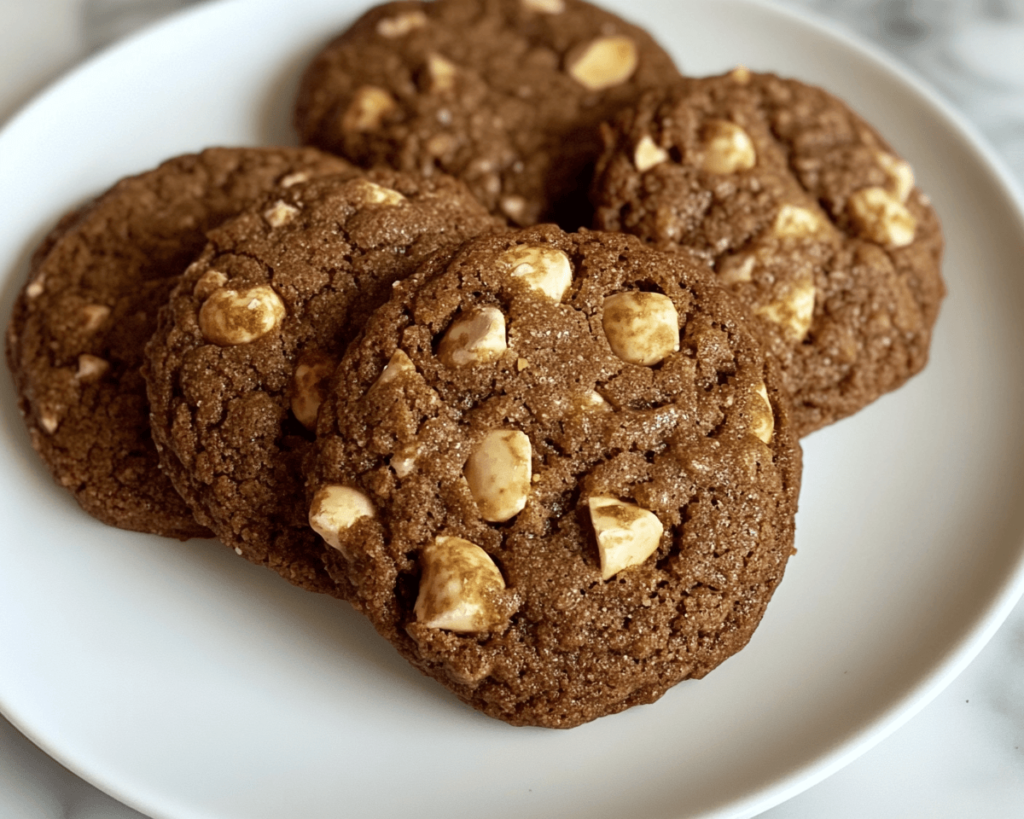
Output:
[
  {"xmin": 700, "ymin": 120, "xmax": 756, "ymax": 174},
  {"xmin": 501, "ymin": 244, "xmax": 573, "ymax": 302},
  {"xmin": 352, "ymin": 179, "xmax": 406, "ymax": 206},
  {"xmin": 588, "ymin": 496, "xmax": 664, "ymax": 580},
  {"xmin": 500, "ymin": 195, "xmax": 528, "ymax": 223},
  {"xmin": 580, "ymin": 389, "xmax": 612, "ymax": 411},
  {"xmin": 198, "ymin": 285, "xmax": 287, "ymax": 346},
  {"xmin": 773, "ymin": 204, "xmax": 827, "ymax": 239},
  {"xmin": 290, "ymin": 352, "xmax": 335, "ymax": 430},
  {"xmin": 426, "ymin": 133, "xmax": 457, "ymax": 157},
  {"xmin": 717, "ymin": 253, "xmax": 756, "ymax": 285},
  {"xmin": 603, "ymin": 291, "xmax": 680, "ymax": 366},
  {"xmin": 634, "ymin": 135, "xmax": 669, "ymax": 172},
  {"xmin": 751, "ymin": 382, "xmax": 774, "ymax": 444},
  {"xmin": 438, "ymin": 306, "xmax": 507, "ymax": 367},
  {"xmin": 464, "ymin": 429, "xmax": 532, "ymax": 522},
  {"xmin": 426, "ymin": 53, "xmax": 457, "ymax": 93},
  {"xmin": 566, "ymin": 35, "xmax": 638, "ymax": 91},
  {"xmin": 755, "ymin": 274, "xmax": 816, "ymax": 341},
  {"xmin": 517, "ymin": 357, "xmax": 530, "ymax": 371},
  {"xmin": 376, "ymin": 10, "xmax": 428, "ymax": 38},
  {"xmin": 193, "ymin": 270, "xmax": 228, "ymax": 300},
  {"xmin": 26, "ymin": 278, "xmax": 45, "ymax": 298},
  {"xmin": 263, "ymin": 199, "xmax": 299, "ymax": 228},
  {"xmin": 75, "ymin": 354, "xmax": 109, "ymax": 381},
  {"xmin": 876, "ymin": 151, "xmax": 915, "ymax": 202},
  {"xmin": 847, "ymin": 186, "xmax": 917, "ymax": 247},
  {"xmin": 79, "ymin": 304, "xmax": 110, "ymax": 332},
  {"xmin": 308, "ymin": 485, "xmax": 376, "ymax": 554},
  {"xmin": 392, "ymin": 443, "xmax": 420, "ymax": 478},
  {"xmin": 730, "ymin": 65, "xmax": 751, "ymax": 84},
  {"xmin": 414, "ymin": 536, "xmax": 507, "ymax": 632},
  {"xmin": 278, "ymin": 171, "xmax": 309, "ymax": 188},
  {"xmin": 343, "ymin": 86, "xmax": 397, "ymax": 132},
  {"xmin": 39, "ymin": 410, "xmax": 59, "ymax": 434},
  {"xmin": 522, "ymin": 0, "xmax": 564, "ymax": 12},
  {"xmin": 371, "ymin": 349, "xmax": 416, "ymax": 390}
]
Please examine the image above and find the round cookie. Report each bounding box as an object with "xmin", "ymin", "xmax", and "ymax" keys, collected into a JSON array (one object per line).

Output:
[
  {"xmin": 591, "ymin": 70, "xmax": 946, "ymax": 436},
  {"xmin": 144, "ymin": 170, "xmax": 503, "ymax": 595},
  {"xmin": 294, "ymin": 0, "xmax": 681, "ymax": 229},
  {"xmin": 5, "ymin": 147, "xmax": 356, "ymax": 539},
  {"xmin": 307, "ymin": 226, "xmax": 802, "ymax": 727}
]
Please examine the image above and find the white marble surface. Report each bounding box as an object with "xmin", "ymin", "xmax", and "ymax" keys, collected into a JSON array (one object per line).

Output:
[{"xmin": 1, "ymin": 1, "xmax": 1022, "ymax": 817}]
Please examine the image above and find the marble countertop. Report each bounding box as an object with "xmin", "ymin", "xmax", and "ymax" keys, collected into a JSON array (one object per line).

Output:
[{"xmin": 1, "ymin": 1, "xmax": 1023, "ymax": 817}]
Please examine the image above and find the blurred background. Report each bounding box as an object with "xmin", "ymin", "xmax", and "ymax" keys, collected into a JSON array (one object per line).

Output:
[{"xmin": 1, "ymin": 1, "xmax": 1022, "ymax": 818}]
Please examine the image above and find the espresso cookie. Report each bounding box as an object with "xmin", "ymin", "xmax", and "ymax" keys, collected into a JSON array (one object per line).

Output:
[
  {"xmin": 5, "ymin": 147, "xmax": 355, "ymax": 539},
  {"xmin": 294, "ymin": 0, "xmax": 681, "ymax": 229},
  {"xmin": 145, "ymin": 171, "xmax": 502, "ymax": 594},
  {"xmin": 308, "ymin": 226, "xmax": 802, "ymax": 727},
  {"xmin": 591, "ymin": 70, "xmax": 945, "ymax": 435}
]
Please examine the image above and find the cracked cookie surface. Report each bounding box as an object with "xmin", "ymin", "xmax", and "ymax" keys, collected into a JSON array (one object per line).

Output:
[
  {"xmin": 308, "ymin": 225, "xmax": 802, "ymax": 727},
  {"xmin": 5, "ymin": 147, "xmax": 355, "ymax": 539},
  {"xmin": 144, "ymin": 170, "xmax": 502, "ymax": 593},
  {"xmin": 591, "ymin": 71, "xmax": 945, "ymax": 435}
]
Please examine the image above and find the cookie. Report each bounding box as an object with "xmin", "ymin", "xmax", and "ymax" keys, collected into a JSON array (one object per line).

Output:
[
  {"xmin": 591, "ymin": 70, "xmax": 946, "ymax": 435},
  {"xmin": 5, "ymin": 146, "xmax": 356, "ymax": 539},
  {"xmin": 144, "ymin": 170, "xmax": 503, "ymax": 595},
  {"xmin": 294, "ymin": 0, "xmax": 681, "ymax": 229},
  {"xmin": 307, "ymin": 225, "xmax": 802, "ymax": 727}
]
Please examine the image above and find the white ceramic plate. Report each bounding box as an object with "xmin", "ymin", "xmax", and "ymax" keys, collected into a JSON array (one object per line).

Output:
[{"xmin": 3, "ymin": 1, "xmax": 1024, "ymax": 817}]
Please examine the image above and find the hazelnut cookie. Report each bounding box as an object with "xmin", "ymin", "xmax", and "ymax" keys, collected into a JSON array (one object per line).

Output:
[
  {"xmin": 294, "ymin": 0, "xmax": 681, "ymax": 229},
  {"xmin": 5, "ymin": 147, "xmax": 355, "ymax": 538},
  {"xmin": 308, "ymin": 225, "xmax": 802, "ymax": 726},
  {"xmin": 144, "ymin": 170, "xmax": 503, "ymax": 593}
]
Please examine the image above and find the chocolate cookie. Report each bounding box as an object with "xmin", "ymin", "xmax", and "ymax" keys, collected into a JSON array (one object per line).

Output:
[
  {"xmin": 307, "ymin": 226, "xmax": 802, "ymax": 727},
  {"xmin": 294, "ymin": 0, "xmax": 681, "ymax": 229},
  {"xmin": 5, "ymin": 147, "xmax": 355, "ymax": 539},
  {"xmin": 591, "ymin": 70, "xmax": 946, "ymax": 435},
  {"xmin": 144, "ymin": 170, "xmax": 503, "ymax": 594}
]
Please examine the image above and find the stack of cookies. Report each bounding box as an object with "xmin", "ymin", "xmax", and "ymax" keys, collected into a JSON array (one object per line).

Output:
[{"xmin": 4, "ymin": 0, "xmax": 944, "ymax": 728}]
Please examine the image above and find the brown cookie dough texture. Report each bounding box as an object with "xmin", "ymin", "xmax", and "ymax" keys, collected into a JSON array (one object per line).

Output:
[
  {"xmin": 591, "ymin": 70, "xmax": 946, "ymax": 435},
  {"xmin": 308, "ymin": 226, "xmax": 802, "ymax": 727},
  {"xmin": 294, "ymin": 0, "xmax": 681, "ymax": 229},
  {"xmin": 5, "ymin": 147, "xmax": 355, "ymax": 539},
  {"xmin": 144, "ymin": 170, "xmax": 503, "ymax": 594}
]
